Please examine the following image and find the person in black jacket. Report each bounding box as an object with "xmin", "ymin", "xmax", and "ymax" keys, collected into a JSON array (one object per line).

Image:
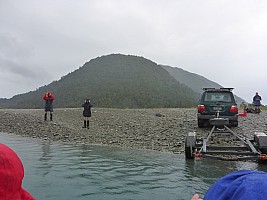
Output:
[
  {"xmin": 253, "ymin": 92, "xmax": 262, "ymax": 113},
  {"xmin": 82, "ymin": 99, "xmax": 92, "ymax": 129}
]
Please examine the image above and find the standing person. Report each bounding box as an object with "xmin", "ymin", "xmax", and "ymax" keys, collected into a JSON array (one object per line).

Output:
[
  {"xmin": 253, "ymin": 92, "xmax": 262, "ymax": 113},
  {"xmin": 43, "ymin": 92, "xmax": 55, "ymax": 121},
  {"xmin": 0, "ymin": 144, "xmax": 36, "ymax": 200},
  {"xmin": 82, "ymin": 99, "xmax": 92, "ymax": 129}
]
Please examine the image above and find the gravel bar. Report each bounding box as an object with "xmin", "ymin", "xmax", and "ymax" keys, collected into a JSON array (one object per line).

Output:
[{"xmin": 0, "ymin": 108, "xmax": 267, "ymax": 154}]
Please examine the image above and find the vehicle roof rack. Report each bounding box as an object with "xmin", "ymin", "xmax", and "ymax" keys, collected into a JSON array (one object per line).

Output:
[
  {"xmin": 220, "ymin": 88, "xmax": 234, "ymax": 91},
  {"xmin": 202, "ymin": 88, "xmax": 234, "ymax": 92},
  {"xmin": 202, "ymin": 88, "xmax": 215, "ymax": 91}
]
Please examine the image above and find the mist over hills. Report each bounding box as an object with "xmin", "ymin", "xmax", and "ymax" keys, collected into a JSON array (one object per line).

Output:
[
  {"xmin": 0, "ymin": 54, "xmax": 245, "ymax": 109},
  {"xmin": 162, "ymin": 65, "xmax": 245, "ymax": 104},
  {"xmin": 161, "ymin": 65, "xmax": 221, "ymax": 94},
  {"xmin": 0, "ymin": 54, "xmax": 198, "ymax": 108}
]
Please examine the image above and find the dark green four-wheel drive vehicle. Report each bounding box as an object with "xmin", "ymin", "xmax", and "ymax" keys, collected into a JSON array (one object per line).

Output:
[{"xmin": 197, "ymin": 88, "xmax": 238, "ymax": 128}]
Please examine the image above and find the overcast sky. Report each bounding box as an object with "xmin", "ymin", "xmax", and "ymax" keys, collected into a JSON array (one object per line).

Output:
[{"xmin": 1, "ymin": 0, "xmax": 267, "ymax": 104}]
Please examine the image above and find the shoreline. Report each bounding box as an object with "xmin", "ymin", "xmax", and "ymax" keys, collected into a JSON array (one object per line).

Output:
[{"xmin": 0, "ymin": 108, "xmax": 266, "ymax": 154}]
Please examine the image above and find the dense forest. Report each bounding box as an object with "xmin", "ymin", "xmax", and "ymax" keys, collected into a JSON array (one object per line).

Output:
[
  {"xmin": 0, "ymin": 54, "xmax": 199, "ymax": 109},
  {"xmin": 162, "ymin": 65, "xmax": 245, "ymax": 104}
]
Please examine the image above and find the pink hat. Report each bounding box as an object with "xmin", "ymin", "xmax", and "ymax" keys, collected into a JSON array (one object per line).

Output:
[{"xmin": 0, "ymin": 144, "xmax": 35, "ymax": 200}]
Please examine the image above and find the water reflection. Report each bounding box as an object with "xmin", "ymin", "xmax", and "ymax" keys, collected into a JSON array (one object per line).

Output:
[
  {"xmin": 1, "ymin": 132, "xmax": 267, "ymax": 200},
  {"xmin": 38, "ymin": 141, "xmax": 53, "ymax": 176},
  {"xmin": 184, "ymin": 156, "xmax": 267, "ymax": 197}
]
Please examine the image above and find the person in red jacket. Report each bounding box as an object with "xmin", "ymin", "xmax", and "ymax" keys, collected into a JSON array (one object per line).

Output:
[
  {"xmin": 42, "ymin": 92, "xmax": 55, "ymax": 121},
  {"xmin": 0, "ymin": 144, "xmax": 36, "ymax": 200}
]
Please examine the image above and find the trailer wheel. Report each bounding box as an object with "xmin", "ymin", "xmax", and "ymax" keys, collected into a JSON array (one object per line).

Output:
[
  {"xmin": 185, "ymin": 136, "xmax": 196, "ymax": 159},
  {"xmin": 185, "ymin": 146, "xmax": 195, "ymax": 159},
  {"xmin": 197, "ymin": 119, "xmax": 205, "ymax": 128},
  {"xmin": 231, "ymin": 120, "xmax": 238, "ymax": 127}
]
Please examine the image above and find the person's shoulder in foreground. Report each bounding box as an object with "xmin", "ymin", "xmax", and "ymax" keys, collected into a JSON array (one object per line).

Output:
[
  {"xmin": 0, "ymin": 143, "xmax": 36, "ymax": 200},
  {"xmin": 191, "ymin": 194, "xmax": 202, "ymax": 200},
  {"xmin": 193, "ymin": 170, "xmax": 267, "ymax": 200}
]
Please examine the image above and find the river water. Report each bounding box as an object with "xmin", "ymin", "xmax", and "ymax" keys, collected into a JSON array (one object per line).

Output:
[{"xmin": 1, "ymin": 132, "xmax": 267, "ymax": 200}]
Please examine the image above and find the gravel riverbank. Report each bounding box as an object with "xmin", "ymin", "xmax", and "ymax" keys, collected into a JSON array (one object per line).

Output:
[{"xmin": 0, "ymin": 108, "xmax": 267, "ymax": 154}]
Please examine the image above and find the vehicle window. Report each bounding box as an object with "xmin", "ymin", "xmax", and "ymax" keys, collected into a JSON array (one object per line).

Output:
[{"xmin": 204, "ymin": 92, "xmax": 232, "ymax": 102}]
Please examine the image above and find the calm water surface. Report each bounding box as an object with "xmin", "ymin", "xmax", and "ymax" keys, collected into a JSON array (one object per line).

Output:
[{"xmin": 1, "ymin": 132, "xmax": 267, "ymax": 200}]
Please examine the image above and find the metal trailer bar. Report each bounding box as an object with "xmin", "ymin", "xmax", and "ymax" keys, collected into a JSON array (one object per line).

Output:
[
  {"xmin": 223, "ymin": 125, "xmax": 248, "ymax": 145},
  {"xmin": 192, "ymin": 121, "xmax": 265, "ymax": 161},
  {"xmin": 204, "ymin": 146, "xmax": 252, "ymax": 151},
  {"xmin": 199, "ymin": 126, "xmax": 216, "ymax": 153},
  {"xmin": 225, "ymin": 125, "xmax": 261, "ymax": 154},
  {"xmin": 201, "ymin": 151, "xmax": 256, "ymax": 155},
  {"xmin": 185, "ymin": 114, "xmax": 267, "ymax": 162},
  {"xmin": 200, "ymin": 154, "xmax": 263, "ymax": 161},
  {"xmin": 246, "ymin": 138, "xmax": 261, "ymax": 154},
  {"xmin": 198, "ymin": 125, "xmax": 261, "ymax": 155},
  {"xmin": 224, "ymin": 125, "xmax": 261, "ymax": 154}
]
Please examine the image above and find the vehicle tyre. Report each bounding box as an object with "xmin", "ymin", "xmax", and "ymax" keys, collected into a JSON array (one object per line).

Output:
[
  {"xmin": 231, "ymin": 120, "xmax": 238, "ymax": 127},
  {"xmin": 197, "ymin": 120, "xmax": 205, "ymax": 128},
  {"xmin": 185, "ymin": 146, "xmax": 195, "ymax": 159},
  {"xmin": 185, "ymin": 139, "xmax": 195, "ymax": 159}
]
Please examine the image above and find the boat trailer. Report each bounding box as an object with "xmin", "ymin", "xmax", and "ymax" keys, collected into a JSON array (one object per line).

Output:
[{"xmin": 185, "ymin": 117, "xmax": 267, "ymax": 162}]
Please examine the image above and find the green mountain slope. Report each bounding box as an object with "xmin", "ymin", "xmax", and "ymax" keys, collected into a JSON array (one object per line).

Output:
[
  {"xmin": 0, "ymin": 54, "xmax": 198, "ymax": 108},
  {"xmin": 161, "ymin": 65, "xmax": 221, "ymax": 94},
  {"xmin": 161, "ymin": 65, "xmax": 245, "ymax": 104}
]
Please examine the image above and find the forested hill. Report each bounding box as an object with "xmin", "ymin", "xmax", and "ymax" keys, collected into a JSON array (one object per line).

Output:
[
  {"xmin": 0, "ymin": 54, "xmax": 199, "ymax": 109},
  {"xmin": 161, "ymin": 65, "xmax": 221, "ymax": 94},
  {"xmin": 161, "ymin": 65, "xmax": 245, "ymax": 104}
]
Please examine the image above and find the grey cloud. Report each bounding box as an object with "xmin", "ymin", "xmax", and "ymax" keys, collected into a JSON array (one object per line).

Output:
[
  {"xmin": 0, "ymin": 34, "xmax": 34, "ymax": 58},
  {"xmin": 0, "ymin": 57, "xmax": 41, "ymax": 79},
  {"xmin": 0, "ymin": 0, "xmax": 266, "ymax": 104}
]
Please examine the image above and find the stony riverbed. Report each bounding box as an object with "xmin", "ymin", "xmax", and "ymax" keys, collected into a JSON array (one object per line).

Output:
[{"xmin": 0, "ymin": 108, "xmax": 266, "ymax": 154}]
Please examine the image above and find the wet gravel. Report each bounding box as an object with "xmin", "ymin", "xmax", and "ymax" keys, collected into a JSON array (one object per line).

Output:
[{"xmin": 0, "ymin": 108, "xmax": 266, "ymax": 154}]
